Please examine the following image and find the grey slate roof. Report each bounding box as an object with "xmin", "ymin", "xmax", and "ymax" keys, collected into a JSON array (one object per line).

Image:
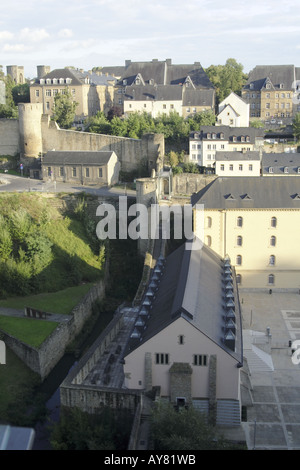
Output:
[
  {"xmin": 243, "ymin": 65, "xmax": 296, "ymax": 91},
  {"xmin": 124, "ymin": 84, "xmax": 183, "ymax": 101},
  {"xmin": 190, "ymin": 125, "xmax": 264, "ymax": 143},
  {"xmin": 262, "ymin": 152, "xmax": 300, "ymax": 175},
  {"xmin": 191, "ymin": 176, "xmax": 300, "ymax": 209},
  {"xmin": 215, "ymin": 151, "xmax": 260, "ymax": 161},
  {"xmin": 43, "ymin": 150, "xmax": 115, "ymax": 165},
  {"xmin": 125, "ymin": 240, "xmax": 243, "ymax": 364},
  {"xmin": 33, "ymin": 68, "xmax": 117, "ymax": 86},
  {"xmin": 183, "ymin": 88, "xmax": 215, "ymax": 107}
]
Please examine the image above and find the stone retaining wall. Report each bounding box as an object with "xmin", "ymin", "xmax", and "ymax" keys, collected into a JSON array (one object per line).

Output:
[{"xmin": 0, "ymin": 280, "xmax": 105, "ymax": 380}]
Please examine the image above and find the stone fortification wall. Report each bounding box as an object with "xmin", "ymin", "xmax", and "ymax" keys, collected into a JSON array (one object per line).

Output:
[
  {"xmin": 60, "ymin": 308, "xmax": 141, "ymax": 413},
  {"xmin": 0, "ymin": 119, "xmax": 20, "ymax": 156},
  {"xmin": 1, "ymin": 280, "xmax": 105, "ymax": 380},
  {"xmin": 173, "ymin": 173, "xmax": 217, "ymax": 196}
]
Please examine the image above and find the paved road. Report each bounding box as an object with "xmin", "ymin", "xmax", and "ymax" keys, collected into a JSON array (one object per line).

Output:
[{"xmin": 0, "ymin": 173, "xmax": 136, "ymax": 198}]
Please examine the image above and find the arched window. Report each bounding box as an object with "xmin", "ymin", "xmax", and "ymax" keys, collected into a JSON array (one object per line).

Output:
[
  {"xmin": 237, "ymin": 216, "xmax": 243, "ymax": 227},
  {"xmin": 271, "ymin": 217, "xmax": 277, "ymax": 228},
  {"xmin": 205, "ymin": 235, "xmax": 212, "ymax": 247},
  {"xmin": 236, "ymin": 274, "xmax": 242, "ymax": 285},
  {"xmin": 269, "ymin": 255, "xmax": 276, "ymax": 266},
  {"xmin": 270, "ymin": 236, "xmax": 276, "ymax": 246},
  {"xmin": 206, "ymin": 216, "xmax": 212, "ymax": 228},
  {"xmin": 268, "ymin": 274, "xmax": 275, "ymax": 285},
  {"xmin": 237, "ymin": 235, "xmax": 243, "ymax": 246},
  {"xmin": 236, "ymin": 255, "xmax": 242, "ymax": 266}
]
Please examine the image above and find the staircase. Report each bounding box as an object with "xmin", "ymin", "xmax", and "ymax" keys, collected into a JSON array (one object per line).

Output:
[{"xmin": 243, "ymin": 330, "xmax": 274, "ymax": 373}]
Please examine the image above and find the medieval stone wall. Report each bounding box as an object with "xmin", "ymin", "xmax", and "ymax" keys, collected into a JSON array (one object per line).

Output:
[{"xmin": 0, "ymin": 118, "xmax": 20, "ymax": 155}]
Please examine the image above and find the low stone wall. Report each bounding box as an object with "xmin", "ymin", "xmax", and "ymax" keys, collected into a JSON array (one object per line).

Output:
[
  {"xmin": 173, "ymin": 173, "xmax": 216, "ymax": 196},
  {"xmin": 0, "ymin": 280, "xmax": 105, "ymax": 380}
]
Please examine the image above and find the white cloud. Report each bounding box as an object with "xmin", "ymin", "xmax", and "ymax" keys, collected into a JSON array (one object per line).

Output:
[
  {"xmin": 20, "ymin": 27, "xmax": 49, "ymax": 42},
  {"xmin": 58, "ymin": 29, "xmax": 73, "ymax": 38},
  {"xmin": 0, "ymin": 31, "xmax": 14, "ymax": 40},
  {"xmin": 3, "ymin": 43, "xmax": 28, "ymax": 52}
]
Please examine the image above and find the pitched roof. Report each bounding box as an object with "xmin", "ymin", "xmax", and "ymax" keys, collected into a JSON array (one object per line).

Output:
[
  {"xmin": 191, "ymin": 176, "xmax": 300, "ymax": 209},
  {"xmin": 190, "ymin": 125, "xmax": 264, "ymax": 142},
  {"xmin": 215, "ymin": 151, "xmax": 260, "ymax": 161},
  {"xmin": 43, "ymin": 150, "xmax": 115, "ymax": 165},
  {"xmin": 125, "ymin": 239, "xmax": 243, "ymax": 363},
  {"xmin": 33, "ymin": 68, "xmax": 117, "ymax": 86},
  {"xmin": 183, "ymin": 88, "xmax": 215, "ymax": 107},
  {"xmin": 243, "ymin": 65, "xmax": 296, "ymax": 91},
  {"xmin": 262, "ymin": 152, "xmax": 300, "ymax": 174}
]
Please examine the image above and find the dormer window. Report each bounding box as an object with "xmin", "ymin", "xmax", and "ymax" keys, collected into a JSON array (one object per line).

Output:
[
  {"xmin": 280, "ymin": 83, "xmax": 284, "ymax": 89},
  {"xmin": 59, "ymin": 78, "xmax": 64, "ymax": 84},
  {"xmin": 298, "ymin": 167, "xmax": 300, "ymax": 174},
  {"xmin": 250, "ymin": 83, "xmax": 254, "ymax": 90},
  {"xmin": 232, "ymin": 136, "xmax": 237, "ymax": 142},
  {"xmin": 53, "ymin": 78, "xmax": 57, "ymax": 84},
  {"xmin": 269, "ymin": 167, "xmax": 274, "ymax": 174},
  {"xmin": 66, "ymin": 78, "xmax": 72, "ymax": 84},
  {"xmin": 284, "ymin": 167, "xmax": 289, "ymax": 174},
  {"xmin": 46, "ymin": 78, "xmax": 51, "ymax": 84},
  {"xmin": 246, "ymin": 136, "xmax": 250, "ymax": 142},
  {"xmin": 123, "ymin": 79, "xmax": 127, "ymax": 86},
  {"xmin": 207, "ymin": 133, "xmax": 211, "ymax": 139},
  {"xmin": 212, "ymin": 133, "xmax": 216, "ymax": 139},
  {"xmin": 220, "ymin": 132, "xmax": 224, "ymax": 139},
  {"xmin": 241, "ymin": 136, "xmax": 245, "ymax": 142},
  {"xmin": 40, "ymin": 79, "xmax": 45, "ymax": 84}
]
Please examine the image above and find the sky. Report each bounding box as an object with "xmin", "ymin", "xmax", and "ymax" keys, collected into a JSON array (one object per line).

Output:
[{"xmin": 1, "ymin": 0, "xmax": 300, "ymax": 79}]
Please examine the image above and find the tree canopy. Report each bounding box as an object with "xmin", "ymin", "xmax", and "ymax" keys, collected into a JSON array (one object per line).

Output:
[
  {"xmin": 52, "ymin": 88, "xmax": 78, "ymax": 129},
  {"xmin": 205, "ymin": 58, "xmax": 248, "ymax": 104},
  {"xmin": 292, "ymin": 112, "xmax": 300, "ymax": 141}
]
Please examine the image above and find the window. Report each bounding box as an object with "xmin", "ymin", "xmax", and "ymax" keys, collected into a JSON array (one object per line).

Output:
[
  {"xmin": 155, "ymin": 353, "xmax": 169, "ymax": 364},
  {"xmin": 205, "ymin": 235, "xmax": 212, "ymax": 247},
  {"xmin": 193, "ymin": 354, "xmax": 208, "ymax": 366},
  {"xmin": 163, "ymin": 104, "xmax": 166, "ymax": 109},
  {"xmin": 236, "ymin": 255, "xmax": 242, "ymax": 265},
  {"xmin": 206, "ymin": 216, "xmax": 212, "ymax": 228},
  {"xmin": 229, "ymin": 164, "xmax": 233, "ymax": 171},
  {"xmin": 47, "ymin": 167, "xmax": 51, "ymax": 177},
  {"xmin": 269, "ymin": 255, "xmax": 276, "ymax": 266},
  {"xmin": 239, "ymin": 164, "xmax": 243, "ymax": 171},
  {"xmin": 178, "ymin": 335, "xmax": 185, "ymax": 345},
  {"xmin": 270, "ymin": 236, "xmax": 276, "ymax": 247},
  {"xmin": 98, "ymin": 168, "xmax": 103, "ymax": 178},
  {"xmin": 35, "ymin": 90, "xmax": 40, "ymax": 97},
  {"xmin": 237, "ymin": 216, "xmax": 243, "ymax": 227},
  {"xmin": 86, "ymin": 168, "xmax": 90, "ymax": 178},
  {"xmin": 268, "ymin": 274, "xmax": 275, "ymax": 285},
  {"xmin": 249, "ymin": 164, "xmax": 253, "ymax": 171},
  {"xmin": 53, "ymin": 89, "xmax": 58, "ymax": 96},
  {"xmin": 220, "ymin": 164, "xmax": 225, "ymax": 171},
  {"xmin": 59, "ymin": 167, "xmax": 63, "ymax": 177},
  {"xmin": 237, "ymin": 235, "xmax": 243, "ymax": 246},
  {"xmin": 72, "ymin": 167, "xmax": 77, "ymax": 177},
  {"xmin": 46, "ymin": 89, "xmax": 51, "ymax": 97},
  {"xmin": 271, "ymin": 217, "xmax": 277, "ymax": 228},
  {"xmin": 236, "ymin": 274, "xmax": 242, "ymax": 285}
]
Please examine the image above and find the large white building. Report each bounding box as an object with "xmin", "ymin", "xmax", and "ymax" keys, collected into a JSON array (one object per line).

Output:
[
  {"xmin": 215, "ymin": 150, "xmax": 261, "ymax": 176},
  {"xmin": 189, "ymin": 126, "xmax": 264, "ymax": 168},
  {"xmin": 216, "ymin": 92, "xmax": 250, "ymax": 127}
]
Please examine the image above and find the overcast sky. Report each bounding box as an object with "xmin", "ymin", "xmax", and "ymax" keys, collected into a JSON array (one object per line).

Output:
[{"xmin": 1, "ymin": 0, "xmax": 299, "ymax": 79}]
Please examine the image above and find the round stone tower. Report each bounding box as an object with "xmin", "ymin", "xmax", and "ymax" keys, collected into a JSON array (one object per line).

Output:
[
  {"xmin": 37, "ymin": 65, "xmax": 50, "ymax": 79},
  {"xmin": 18, "ymin": 103, "xmax": 43, "ymax": 161}
]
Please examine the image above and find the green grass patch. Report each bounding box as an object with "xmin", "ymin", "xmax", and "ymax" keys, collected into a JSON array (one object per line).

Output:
[
  {"xmin": 0, "ymin": 316, "xmax": 58, "ymax": 348},
  {"xmin": 0, "ymin": 283, "xmax": 94, "ymax": 315}
]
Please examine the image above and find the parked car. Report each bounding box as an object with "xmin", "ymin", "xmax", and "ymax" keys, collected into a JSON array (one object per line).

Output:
[
  {"xmin": 277, "ymin": 120, "xmax": 283, "ymax": 125},
  {"xmin": 270, "ymin": 119, "xmax": 276, "ymax": 124}
]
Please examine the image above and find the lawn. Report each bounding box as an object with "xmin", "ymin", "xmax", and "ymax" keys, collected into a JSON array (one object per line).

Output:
[
  {"xmin": 0, "ymin": 283, "xmax": 94, "ymax": 315},
  {"xmin": 0, "ymin": 316, "xmax": 58, "ymax": 348}
]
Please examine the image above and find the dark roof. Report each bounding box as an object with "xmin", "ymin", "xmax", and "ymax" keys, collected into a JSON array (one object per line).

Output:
[
  {"xmin": 215, "ymin": 151, "xmax": 260, "ymax": 161},
  {"xmin": 191, "ymin": 176, "xmax": 300, "ymax": 209},
  {"xmin": 183, "ymin": 88, "xmax": 215, "ymax": 107},
  {"xmin": 262, "ymin": 152, "xmax": 300, "ymax": 174},
  {"xmin": 190, "ymin": 125, "xmax": 264, "ymax": 142},
  {"xmin": 124, "ymin": 84, "xmax": 183, "ymax": 101},
  {"xmin": 114, "ymin": 59, "xmax": 214, "ymax": 89},
  {"xmin": 243, "ymin": 65, "xmax": 296, "ymax": 91},
  {"xmin": 33, "ymin": 68, "xmax": 116, "ymax": 86},
  {"xmin": 43, "ymin": 150, "xmax": 115, "ymax": 165},
  {"xmin": 124, "ymin": 240, "xmax": 243, "ymax": 363}
]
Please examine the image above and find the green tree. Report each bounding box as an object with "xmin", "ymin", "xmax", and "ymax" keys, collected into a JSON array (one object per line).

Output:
[
  {"xmin": 0, "ymin": 75, "xmax": 18, "ymax": 118},
  {"xmin": 150, "ymin": 401, "xmax": 227, "ymax": 450},
  {"xmin": 11, "ymin": 83, "xmax": 30, "ymax": 105},
  {"xmin": 292, "ymin": 112, "xmax": 300, "ymax": 141},
  {"xmin": 52, "ymin": 89, "xmax": 78, "ymax": 129},
  {"xmin": 205, "ymin": 58, "xmax": 248, "ymax": 103}
]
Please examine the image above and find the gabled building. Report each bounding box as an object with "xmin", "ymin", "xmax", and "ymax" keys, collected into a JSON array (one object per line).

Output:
[
  {"xmin": 30, "ymin": 67, "xmax": 117, "ymax": 121},
  {"xmin": 42, "ymin": 150, "xmax": 120, "ymax": 186},
  {"xmin": 113, "ymin": 59, "xmax": 215, "ymax": 117},
  {"xmin": 189, "ymin": 126, "xmax": 264, "ymax": 167},
  {"xmin": 241, "ymin": 65, "xmax": 300, "ymax": 122},
  {"xmin": 216, "ymin": 92, "xmax": 249, "ymax": 127},
  {"xmin": 192, "ymin": 176, "xmax": 300, "ymax": 290},
  {"xmin": 123, "ymin": 239, "xmax": 243, "ymax": 426}
]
